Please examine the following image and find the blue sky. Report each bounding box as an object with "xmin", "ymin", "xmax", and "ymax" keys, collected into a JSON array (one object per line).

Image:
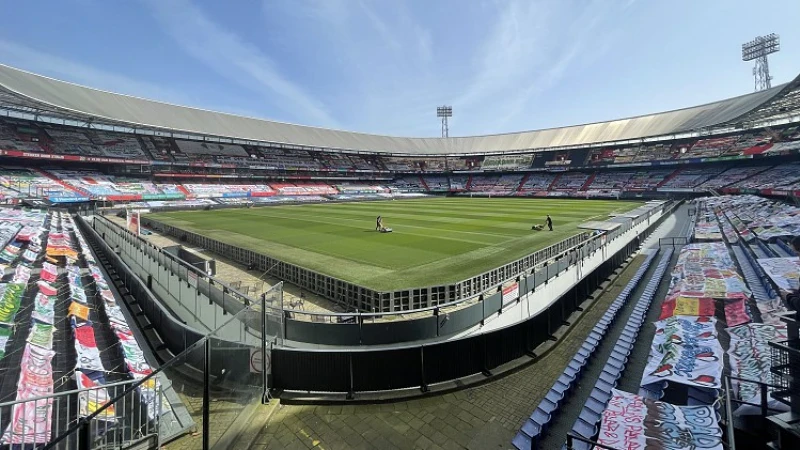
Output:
[{"xmin": 1, "ymin": 0, "xmax": 799, "ymax": 137}]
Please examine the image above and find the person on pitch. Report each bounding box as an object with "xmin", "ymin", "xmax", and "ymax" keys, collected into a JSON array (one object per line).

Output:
[
  {"xmin": 546, "ymin": 215, "xmax": 553, "ymax": 231},
  {"xmin": 376, "ymin": 215, "xmax": 383, "ymax": 231}
]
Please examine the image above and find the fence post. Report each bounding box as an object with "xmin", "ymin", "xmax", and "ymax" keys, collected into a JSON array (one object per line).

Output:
[
  {"xmin": 203, "ymin": 339, "xmax": 211, "ymax": 450},
  {"xmin": 268, "ymin": 293, "xmax": 269, "ymax": 405},
  {"xmin": 79, "ymin": 420, "xmax": 91, "ymax": 450}
]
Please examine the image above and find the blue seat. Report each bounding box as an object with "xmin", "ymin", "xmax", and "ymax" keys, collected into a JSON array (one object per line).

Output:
[
  {"xmin": 572, "ymin": 417, "xmax": 598, "ymax": 439},
  {"xmin": 521, "ymin": 418, "xmax": 541, "ymax": 438},
  {"xmin": 568, "ymin": 359, "xmax": 584, "ymax": 373},
  {"xmin": 564, "ymin": 365, "xmax": 580, "ymax": 382},
  {"xmin": 556, "ymin": 374, "xmax": 574, "ymax": 391},
  {"xmin": 546, "ymin": 389, "xmax": 564, "ymax": 405},
  {"xmin": 595, "ymin": 378, "xmax": 615, "ymax": 395},
  {"xmin": 578, "ymin": 409, "xmax": 601, "ymax": 430},
  {"xmin": 584, "ymin": 396, "xmax": 606, "ymax": 415},
  {"xmin": 531, "ymin": 407, "xmax": 551, "ymax": 427},
  {"xmin": 590, "ymin": 387, "xmax": 612, "ymax": 405},
  {"xmin": 539, "ymin": 398, "xmax": 558, "ymax": 415},
  {"xmin": 605, "ymin": 358, "xmax": 625, "ymax": 373},
  {"xmin": 599, "ymin": 370, "xmax": 619, "ymax": 386},
  {"xmin": 511, "ymin": 432, "xmax": 532, "ymax": 450},
  {"xmin": 687, "ymin": 387, "xmax": 718, "ymax": 405}
]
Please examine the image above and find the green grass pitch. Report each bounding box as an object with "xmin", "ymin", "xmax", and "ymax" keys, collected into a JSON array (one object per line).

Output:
[{"xmin": 148, "ymin": 198, "xmax": 641, "ymax": 291}]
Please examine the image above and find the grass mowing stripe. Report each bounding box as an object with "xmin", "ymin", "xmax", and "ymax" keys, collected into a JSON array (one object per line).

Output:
[{"xmin": 149, "ymin": 198, "xmax": 642, "ymax": 290}]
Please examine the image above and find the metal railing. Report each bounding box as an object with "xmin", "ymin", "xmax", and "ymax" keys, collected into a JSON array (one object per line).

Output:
[
  {"xmin": 139, "ymin": 200, "xmax": 668, "ymax": 314},
  {"xmin": 0, "ymin": 378, "xmax": 163, "ymax": 450}
]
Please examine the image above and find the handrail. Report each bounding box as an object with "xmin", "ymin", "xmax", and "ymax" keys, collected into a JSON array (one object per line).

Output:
[
  {"xmin": 95, "ymin": 200, "xmax": 672, "ymax": 330},
  {"xmin": 0, "ymin": 378, "xmax": 139, "ymax": 409},
  {"xmin": 43, "ymin": 283, "xmax": 273, "ymax": 450},
  {"xmin": 139, "ymin": 200, "xmax": 670, "ymax": 314},
  {"xmin": 94, "ymin": 214, "xmax": 270, "ymax": 312}
]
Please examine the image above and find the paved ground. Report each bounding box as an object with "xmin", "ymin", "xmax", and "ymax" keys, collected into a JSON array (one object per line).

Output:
[
  {"xmin": 106, "ymin": 211, "xmax": 657, "ymax": 449},
  {"xmin": 107, "ymin": 215, "xmax": 340, "ymax": 314},
  {"xmin": 240, "ymin": 254, "xmax": 646, "ymax": 450}
]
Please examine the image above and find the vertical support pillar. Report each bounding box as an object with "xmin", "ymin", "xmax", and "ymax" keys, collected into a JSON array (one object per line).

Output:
[{"xmin": 203, "ymin": 340, "xmax": 211, "ymax": 450}]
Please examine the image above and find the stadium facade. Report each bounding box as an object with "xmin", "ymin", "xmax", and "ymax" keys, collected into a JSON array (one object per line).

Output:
[
  {"xmin": 1, "ymin": 63, "xmax": 799, "ymax": 156},
  {"xmin": 2, "ymin": 65, "xmax": 800, "ymax": 449}
]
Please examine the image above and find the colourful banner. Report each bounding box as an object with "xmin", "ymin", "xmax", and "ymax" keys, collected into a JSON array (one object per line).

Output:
[
  {"xmin": 76, "ymin": 372, "xmax": 117, "ymax": 422},
  {"xmin": 652, "ymin": 316, "xmax": 718, "ymax": 355},
  {"xmin": 643, "ymin": 317, "xmax": 723, "ymax": 389},
  {"xmin": 659, "ymin": 296, "xmax": 715, "ymax": 320},
  {"xmin": 69, "ymin": 302, "xmax": 91, "ymax": 321},
  {"xmin": 727, "ymin": 323, "xmax": 789, "ymax": 415},
  {"xmin": 0, "ymin": 325, "xmax": 10, "ymax": 360},
  {"xmin": 126, "ymin": 210, "xmax": 140, "ymax": 235},
  {"xmin": 2, "ymin": 345, "xmax": 55, "ymax": 445},
  {"xmin": 27, "ymin": 322, "xmax": 54, "ymax": 350},
  {"xmin": 0, "ymin": 284, "xmax": 25, "ymax": 324},
  {"xmin": 597, "ymin": 389, "xmax": 722, "ymax": 450},
  {"xmin": 757, "ymin": 257, "xmax": 800, "ymax": 294},
  {"xmin": 724, "ymin": 298, "xmax": 751, "ymax": 327},
  {"xmin": 31, "ymin": 293, "xmax": 56, "ymax": 325}
]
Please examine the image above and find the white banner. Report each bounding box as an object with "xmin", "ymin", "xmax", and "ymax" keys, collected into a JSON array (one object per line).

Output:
[
  {"xmin": 502, "ymin": 283, "xmax": 519, "ymax": 304},
  {"xmin": 727, "ymin": 323, "xmax": 789, "ymax": 415},
  {"xmin": 757, "ymin": 257, "xmax": 800, "ymax": 293},
  {"xmin": 597, "ymin": 389, "xmax": 722, "ymax": 450}
]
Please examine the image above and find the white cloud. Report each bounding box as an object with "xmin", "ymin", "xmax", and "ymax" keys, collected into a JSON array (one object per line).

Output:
[
  {"xmin": 143, "ymin": 0, "xmax": 339, "ymax": 128},
  {"xmin": 451, "ymin": 0, "xmax": 624, "ymax": 134}
]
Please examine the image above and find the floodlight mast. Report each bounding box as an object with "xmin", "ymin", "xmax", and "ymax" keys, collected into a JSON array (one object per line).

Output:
[
  {"xmin": 742, "ymin": 33, "xmax": 780, "ymax": 91},
  {"xmin": 436, "ymin": 106, "xmax": 452, "ymax": 138}
]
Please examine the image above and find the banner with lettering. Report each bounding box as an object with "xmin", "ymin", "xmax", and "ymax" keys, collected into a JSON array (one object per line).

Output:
[
  {"xmin": 651, "ymin": 316, "xmax": 718, "ymax": 354},
  {"xmin": 1, "ymin": 344, "xmax": 55, "ymax": 445},
  {"xmin": 0, "ymin": 325, "xmax": 10, "ymax": 360},
  {"xmin": 126, "ymin": 210, "xmax": 140, "ymax": 235},
  {"xmin": 727, "ymin": 323, "xmax": 789, "ymax": 415},
  {"xmin": 27, "ymin": 322, "xmax": 54, "ymax": 350},
  {"xmin": 597, "ymin": 389, "xmax": 722, "ymax": 450},
  {"xmin": 76, "ymin": 371, "xmax": 117, "ymax": 422},
  {"xmin": 72, "ymin": 320, "xmax": 106, "ymax": 373},
  {"xmin": 643, "ymin": 317, "xmax": 723, "ymax": 389},
  {"xmin": 31, "ymin": 293, "xmax": 56, "ymax": 325},
  {"xmin": 0, "ymin": 284, "xmax": 25, "ymax": 325},
  {"xmin": 724, "ymin": 298, "xmax": 751, "ymax": 327},
  {"xmin": 659, "ymin": 295, "xmax": 715, "ymax": 320},
  {"xmin": 757, "ymin": 257, "xmax": 800, "ymax": 294}
]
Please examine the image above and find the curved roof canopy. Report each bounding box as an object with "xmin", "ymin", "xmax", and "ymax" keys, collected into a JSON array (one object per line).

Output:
[{"xmin": 0, "ymin": 64, "xmax": 795, "ymax": 155}]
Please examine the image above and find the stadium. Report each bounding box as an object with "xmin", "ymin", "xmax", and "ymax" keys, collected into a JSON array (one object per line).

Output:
[{"xmin": 0, "ymin": 48, "xmax": 799, "ymax": 450}]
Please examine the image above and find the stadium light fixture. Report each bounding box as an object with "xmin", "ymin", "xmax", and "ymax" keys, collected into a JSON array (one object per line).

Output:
[
  {"xmin": 436, "ymin": 106, "xmax": 452, "ymax": 138},
  {"xmin": 742, "ymin": 33, "xmax": 780, "ymax": 91}
]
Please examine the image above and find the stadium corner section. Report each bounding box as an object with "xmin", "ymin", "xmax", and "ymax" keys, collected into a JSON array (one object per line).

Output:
[{"xmin": 82, "ymin": 200, "xmax": 679, "ymax": 398}]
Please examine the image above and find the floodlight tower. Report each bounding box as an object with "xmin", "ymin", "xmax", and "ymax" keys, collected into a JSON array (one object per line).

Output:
[
  {"xmin": 742, "ymin": 33, "xmax": 780, "ymax": 91},
  {"xmin": 436, "ymin": 106, "xmax": 452, "ymax": 138}
]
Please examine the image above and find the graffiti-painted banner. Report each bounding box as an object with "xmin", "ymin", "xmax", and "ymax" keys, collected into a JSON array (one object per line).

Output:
[
  {"xmin": 724, "ymin": 298, "xmax": 751, "ymax": 327},
  {"xmin": 652, "ymin": 316, "xmax": 718, "ymax": 355},
  {"xmin": 643, "ymin": 317, "xmax": 723, "ymax": 389},
  {"xmin": 727, "ymin": 323, "xmax": 789, "ymax": 415},
  {"xmin": 757, "ymin": 257, "xmax": 800, "ymax": 293},
  {"xmin": 597, "ymin": 389, "xmax": 722, "ymax": 450}
]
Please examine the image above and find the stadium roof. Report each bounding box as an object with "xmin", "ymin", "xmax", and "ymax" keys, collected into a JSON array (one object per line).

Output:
[{"xmin": 0, "ymin": 63, "xmax": 798, "ymax": 155}]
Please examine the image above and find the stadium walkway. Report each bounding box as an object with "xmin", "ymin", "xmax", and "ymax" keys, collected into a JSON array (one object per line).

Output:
[
  {"xmin": 148, "ymin": 205, "xmax": 686, "ymax": 449},
  {"xmin": 230, "ymin": 206, "xmax": 689, "ymax": 450},
  {"xmin": 226, "ymin": 253, "xmax": 648, "ymax": 450}
]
